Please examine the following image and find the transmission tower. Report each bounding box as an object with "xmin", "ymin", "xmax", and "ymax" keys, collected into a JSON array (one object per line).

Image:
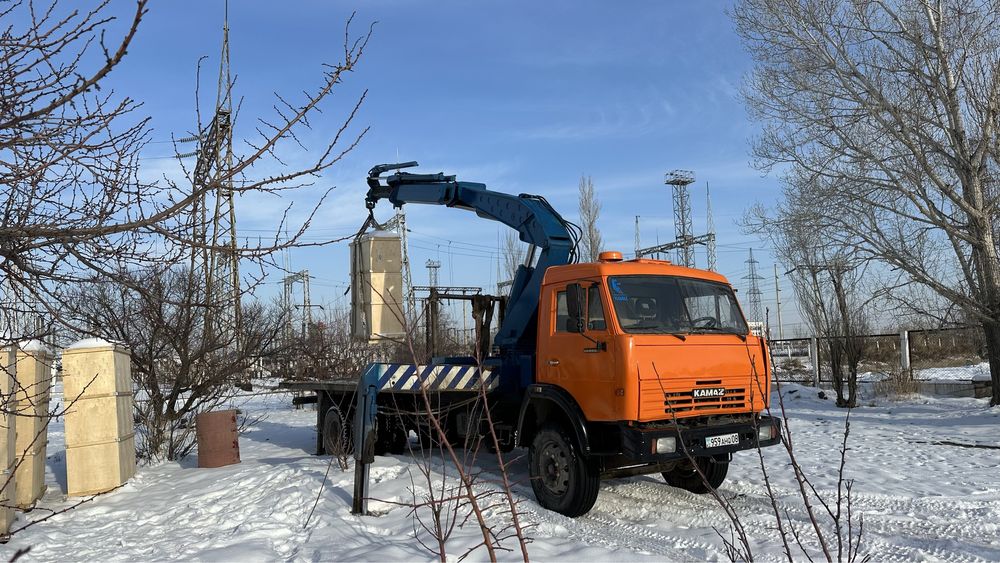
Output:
[
  {"xmin": 634, "ymin": 216, "xmax": 641, "ymax": 258},
  {"xmin": 426, "ymin": 259, "xmax": 441, "ymax": 288},
  {"xmin": 184, "ymin": 1, "xmax": 240, "ymax": 343},
  {"xmin": 744, "ymin": 248, "xmax": 764, "ymax": 324},
  {"xmin": 282, "ymin": 270, "xmax": 312, "ymax": 344},
  {"xmin": 635, "ymin": 170, "xmax": 716, "ymax": 269},
  {"xmin": 668, "ymin": 170, "xmax": 695, "ymax": 266},
  {"xmin": 705, "ymin": 183, "xmax": 717, "ymax": 271},
  {"xmin": 378, "ymin": 208, "xmax": 415, "ymax": 321}
]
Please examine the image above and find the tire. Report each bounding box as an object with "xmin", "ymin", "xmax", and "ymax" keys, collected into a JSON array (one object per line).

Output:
[
  {"xmin": 662, "ymin": 456, "xmax": 729, "ymax": 494},
  {"xmin": 529, "ymin": 424, "xmax": 600, "ymax": 517},
  {"xmin": 374, "ymin": 414, "xmax": 408, "ymax": 455},
  {"xmin": 322, "ymin": 406, "xmax": 351, "ymax": 457}
]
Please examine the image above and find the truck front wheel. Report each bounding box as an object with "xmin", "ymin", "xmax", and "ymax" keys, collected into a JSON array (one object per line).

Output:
[
  {"xmin": 529, "ymin": 424, "xmax": 600, "ymax": 517},
  {"xmin": 662, "ymin": 456, "xmax": 728, "ymax": 493}
]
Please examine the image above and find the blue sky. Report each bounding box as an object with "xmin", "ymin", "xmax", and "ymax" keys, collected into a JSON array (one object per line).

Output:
[{"xmin": 96, "ymin": 0, "xmax": 804, "ymax": 334}]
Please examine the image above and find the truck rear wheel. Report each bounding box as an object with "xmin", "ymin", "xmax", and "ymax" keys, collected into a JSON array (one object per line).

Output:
[
  {"xmin": 374, "ymin": 414, "xmax": 408, "ymax": 455},
  {"xmin": 322, "ymin": 406, "xmax": 351, "ymax": 457},
  {"xmin": 662, "ymin": 456, "xmax": 728, "ymax": 493},
  {"xmin": 529, "ymin": 424, "xmax": 600, "ymax": 517}
]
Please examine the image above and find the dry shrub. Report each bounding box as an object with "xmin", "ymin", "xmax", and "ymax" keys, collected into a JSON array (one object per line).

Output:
[{"xmin": 872, "ymin": 370, "xmax": 920, "ymax": 399}]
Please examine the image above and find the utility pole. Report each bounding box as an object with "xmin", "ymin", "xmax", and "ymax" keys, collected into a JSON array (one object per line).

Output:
[
  {"xmin": 425, "ymin": 259, "xmax": 442, "ymax": 358},
  {"xmin": 774, "ymin": 263, "xmax": 783, "ymax": 339}
]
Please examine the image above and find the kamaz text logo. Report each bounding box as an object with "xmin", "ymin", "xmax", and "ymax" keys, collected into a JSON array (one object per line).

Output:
[{"xmin": 693, "ymin": 387, "xmax": 726, "ymax": 398}]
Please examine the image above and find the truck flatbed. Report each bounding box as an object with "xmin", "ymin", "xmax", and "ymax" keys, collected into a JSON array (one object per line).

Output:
[{"xmin": 279, "ymin": 363, "xmax": 497, "ymax": 455}]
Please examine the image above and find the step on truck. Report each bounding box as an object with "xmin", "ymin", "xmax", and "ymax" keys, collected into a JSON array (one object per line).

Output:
[{"xmin": 285, "ymin": 162, "xmax": 781, "ymax": 517}]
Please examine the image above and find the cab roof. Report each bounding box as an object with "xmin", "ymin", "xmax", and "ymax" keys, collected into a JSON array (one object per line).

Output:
[{"xmin": 542, "ymin": 258, "xmax": 732, "ymax": 286}]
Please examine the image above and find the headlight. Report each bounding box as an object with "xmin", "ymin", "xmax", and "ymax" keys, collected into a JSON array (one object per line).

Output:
[
  {"xmin": 758, "ymin": 425, "xmax": 774, "ymax": 441},
  {"xmin": 654, "ymin": 437, "xmax": 676, "ymax": 454}
]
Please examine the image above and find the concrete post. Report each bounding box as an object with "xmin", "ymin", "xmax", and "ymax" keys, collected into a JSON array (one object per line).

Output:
[
  {"xmin": 62, "ymin": 339, "xmax": 136, "ymax": 496},
  {"xmin": 900, "ymin": 330, "xmax": 911, "ymax": 379},
  {"xmin": 14, "ymin": 340, "xmax": 54, "ymax": 508},
  {"xmin": 809, "ymin": 336, "xmax": 820, "ymax": 387},
  {"xmin": 1, "ymin": 346, "xmax": 16, "ymax": 535}
]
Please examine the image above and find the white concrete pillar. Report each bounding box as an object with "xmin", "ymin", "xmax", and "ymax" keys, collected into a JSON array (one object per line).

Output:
[
  {"xmin": 61, "ymin": 339, "xmax": 136, "ymax": 497},
  {"xmin": 13, "ymin": 340, "xmax": 54, "ymax": 508}
]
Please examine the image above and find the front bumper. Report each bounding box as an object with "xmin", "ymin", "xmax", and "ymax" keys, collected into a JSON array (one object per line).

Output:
[{"xmin": 619, "ymin": 416, "xmax": 782, "ymax": 463}]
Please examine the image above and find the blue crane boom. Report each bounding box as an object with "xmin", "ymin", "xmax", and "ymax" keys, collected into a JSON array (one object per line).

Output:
[{"xmin": 365, "ymin": 162, "xmax": 576, "ymax": 353}]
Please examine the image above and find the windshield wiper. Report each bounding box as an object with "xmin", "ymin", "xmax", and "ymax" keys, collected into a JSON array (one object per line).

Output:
[
  {"xmin": 623, "ymin": 323, "xmax": 688, "ymax": 340},
  {"xmin": 689, "ymin": 327, "xmax": 747, "ymax": 341},
  {"xmin": 623, "ymin": 323, "xmax": 663, "ymax": 331}
]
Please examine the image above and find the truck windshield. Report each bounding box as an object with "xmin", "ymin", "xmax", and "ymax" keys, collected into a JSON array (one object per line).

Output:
[{"xmin": 608, "ymin": 275, "xmax": 749, "ymax": 335}]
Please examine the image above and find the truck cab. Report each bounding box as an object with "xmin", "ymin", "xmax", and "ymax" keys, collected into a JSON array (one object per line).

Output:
[{"xmin": 519, "ymin": 251, "xmax": 780, "ymax": 516}]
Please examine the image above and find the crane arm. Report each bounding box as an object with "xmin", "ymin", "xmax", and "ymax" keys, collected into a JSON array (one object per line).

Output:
[{"xmin": 365, "ymin": 162, "xmax": 576, "ymax": 351}]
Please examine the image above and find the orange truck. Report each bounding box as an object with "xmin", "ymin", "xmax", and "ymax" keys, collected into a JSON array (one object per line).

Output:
[{"xmin": 288, "ymin": 162, "xmax": 781, "ymax": 517}]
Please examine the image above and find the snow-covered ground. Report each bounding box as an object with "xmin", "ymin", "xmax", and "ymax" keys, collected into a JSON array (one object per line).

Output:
[
  {"xmin": 914, "ymin": 362, "xmax": 993, "ymax": 382},
  {"xmin": 4, "ymin": 385, "xmax": 1000, "ymax": 561}
]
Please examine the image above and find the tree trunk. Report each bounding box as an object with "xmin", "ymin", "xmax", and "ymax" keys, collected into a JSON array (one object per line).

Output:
[
  {"xmin": 845, "ymin": 335, "xmax": 864, "ymax": 408},
  {"xmin": 982, "ymin": 321, "xmax": 1000, "ymax": 407},
  {"xmin": 829, "ymin": 339, "xmax": 847, "ymax": 407}
]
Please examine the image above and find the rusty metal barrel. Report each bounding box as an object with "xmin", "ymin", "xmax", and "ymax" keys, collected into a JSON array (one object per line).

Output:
[{"xmin": 196, "ymin": 409, "xmax": 241, "ymax": 468}]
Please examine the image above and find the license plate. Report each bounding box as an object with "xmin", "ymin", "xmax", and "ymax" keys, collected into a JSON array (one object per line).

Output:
[{"xmin": 705, "ymin": 433, "xmax": 740, "ymax": 448}]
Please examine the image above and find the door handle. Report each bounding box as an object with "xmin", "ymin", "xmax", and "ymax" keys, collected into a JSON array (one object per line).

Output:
[{"xmin": 548, "ymin": 359, "xmax": 560, "ymax": 366}]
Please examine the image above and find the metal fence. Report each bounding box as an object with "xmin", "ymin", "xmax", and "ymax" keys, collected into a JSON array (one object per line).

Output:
[
  {"xmin": 907, "ymin": 326, "xmax": 987, "ymax": 382},
  {"xmin": 769, "ymin": 337, "xmax": 814, "ymax": 382},
  {"xmin": 769, "ymin": 326, "xmax": 991, "ymax": 386}
]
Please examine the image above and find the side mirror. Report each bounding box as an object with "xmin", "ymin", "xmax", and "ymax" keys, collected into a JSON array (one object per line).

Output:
[{"xmin": 566, "ymin": 283, "xmax": 585, "ymax": 333}]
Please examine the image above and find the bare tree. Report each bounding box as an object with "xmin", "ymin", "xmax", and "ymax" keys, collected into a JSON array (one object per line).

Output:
[
  {"xmin": 578, "ymin": 175, "xmax": 603, "ymax": 262},
  {"xmin": 500, "ymin": 230, "xmax": 523, "ymax": 293},
  {"xmin": 63, "ymin": 268, "xmax": 285, "ymax": 461},
  {"xmin": 749, "ymin": 205, "xmax": 870, "ymax": 407},
  {"xmin": 0, "ymin": 0, "xmax": 372, "ymax": 538},
  {"xmin": 0, "ymin": 1, "xmax": 369, "ymax": 333},
  {"xmin": 734, "ymin": 0, "xmax": 1000, "ymax": 405}
]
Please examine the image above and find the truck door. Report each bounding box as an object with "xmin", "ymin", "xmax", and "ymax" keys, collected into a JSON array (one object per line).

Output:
[{"xmin": 539, "ymin": 281, "xmax": 617, "ymax": 421}]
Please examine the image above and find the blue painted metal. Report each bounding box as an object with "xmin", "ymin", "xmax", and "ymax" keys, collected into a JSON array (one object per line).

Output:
[
  {"xmin": 365, "ymin": 163, "xmax": 574, "ymax": 357},
  {"xmin": 351, "ymin": 363, "xmax": 381, "ymax": 515}
]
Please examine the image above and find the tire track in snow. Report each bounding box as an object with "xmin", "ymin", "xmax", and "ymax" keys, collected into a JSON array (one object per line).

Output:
[{"xmin": 439, "ymin": 459, "xmax": 712, "ymax": 560}]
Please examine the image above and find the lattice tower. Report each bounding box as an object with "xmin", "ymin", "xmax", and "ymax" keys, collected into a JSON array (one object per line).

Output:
[
  {"xmin": 426, "ymin": 259, "xmax": 441, "ymax": 288},
  {"xmin": 744, "ymin": 248, "xmax": 765, "ymax": 323},
  {"xmin": 666, "ymin": 170, "xmax": 696, "ymax": 267},
  {"xmin": 189, "ymin": 1, "xmax": 240, "ymax": 344}
]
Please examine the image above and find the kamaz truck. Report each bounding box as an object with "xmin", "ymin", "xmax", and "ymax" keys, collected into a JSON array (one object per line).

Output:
[{"xmin": 286, "ymin": 162, "xmax": 781, "ymax": 517}]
